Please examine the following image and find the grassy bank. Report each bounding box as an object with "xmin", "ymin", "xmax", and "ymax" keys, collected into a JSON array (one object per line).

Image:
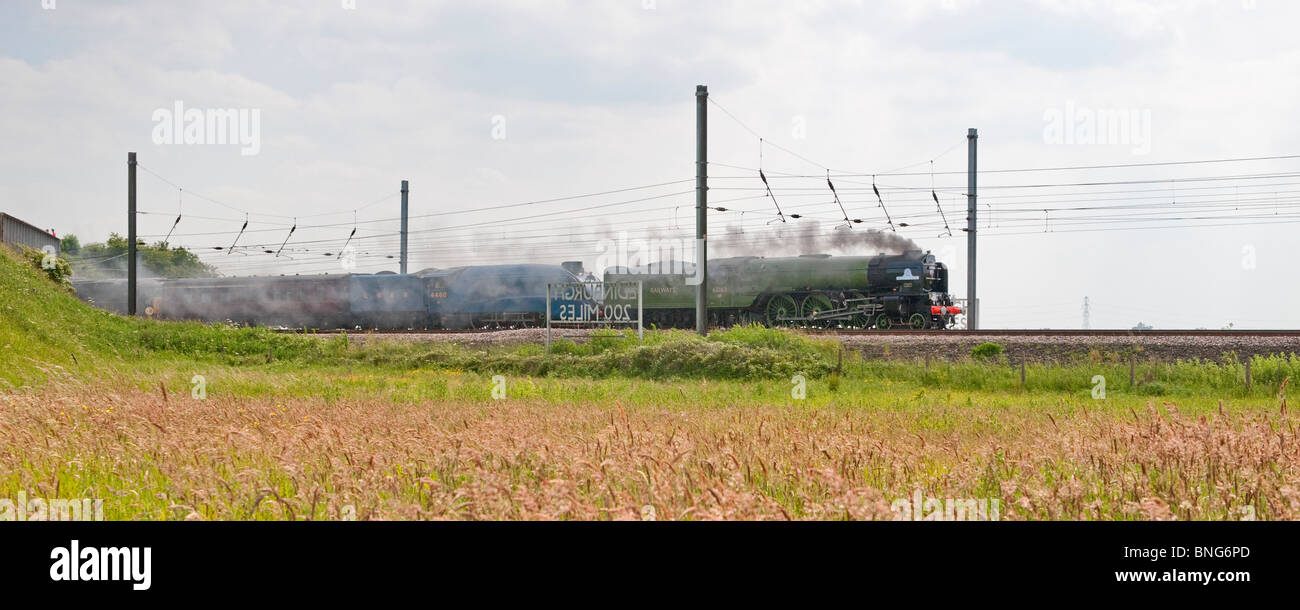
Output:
[{"xmin": 5, "ymin": 246, "xmax": 1296, "ymax": 396}]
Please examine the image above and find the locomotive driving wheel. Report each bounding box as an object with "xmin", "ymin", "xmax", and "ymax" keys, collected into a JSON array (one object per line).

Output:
[
  {"xmin": 765, "ymin": 294, "xmax": 798, "ymax": 327},
  {"xmin": 800, "ymin": 293, "xmax": 834, "ymax": 328},
  {"xmin": 845, "ymin": 291, "xmax": 870, "ymax": 328},
  {"xmin": 909, "ymin": 313, "xmax": 928, "ymax": 329}
]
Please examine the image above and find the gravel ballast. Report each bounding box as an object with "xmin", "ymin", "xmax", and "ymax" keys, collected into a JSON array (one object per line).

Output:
[{"xmin": 334, "ymin": 329, "xmax": 1299, "ymax": 363}]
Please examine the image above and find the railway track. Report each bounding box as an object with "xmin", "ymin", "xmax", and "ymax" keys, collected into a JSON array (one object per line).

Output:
[
  {"xmin": 272, "ymin": 327, "xmax": 1300, "ymax": 338},
  {"xmin": 272, "ymin": 328, "xmax": 495, "ymax": 335},
  {"xmin": 820, "ymin": 329, "xmax": 1300, "ymax": 337}
]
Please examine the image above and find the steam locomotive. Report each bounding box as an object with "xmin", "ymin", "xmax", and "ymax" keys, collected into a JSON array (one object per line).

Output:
[
  {"xmin": 606, "ymin": 249, "xmax": 960, "ymax": 330},
  {"xmin": 71, "ymin": 250, "xmax": 958, "ymax": 330}
]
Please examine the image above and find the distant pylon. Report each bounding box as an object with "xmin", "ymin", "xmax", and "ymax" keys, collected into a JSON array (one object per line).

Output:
[{"xmin": 1082, "ymin": 296, "xmax": 1091, "ymax": 330}]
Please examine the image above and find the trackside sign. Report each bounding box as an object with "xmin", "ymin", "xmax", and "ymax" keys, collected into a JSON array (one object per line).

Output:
[{"xmin": 546, "ymin": 281, "xmax": 642, "ymax": 351}]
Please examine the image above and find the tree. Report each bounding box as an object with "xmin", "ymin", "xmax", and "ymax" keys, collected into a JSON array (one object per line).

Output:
[
  {"xmin": 140, "ymin": 240, "xmax": 216, "ymax": 278},
  {"xmin": 69, "ymin": 233, "xmax": 218, "ymax": 279},
  {"xmin": 60, "ymin": 234, "xmax": 81, "ymax": 255},
  {"xmin": 1132, "ymin": 322, "xmax": 1153, "ymax": 331}
]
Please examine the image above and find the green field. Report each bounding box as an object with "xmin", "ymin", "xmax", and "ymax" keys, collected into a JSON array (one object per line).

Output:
[{"xmin": 2, "ymin": 248, "xmax": 1297, "ymax": 520}]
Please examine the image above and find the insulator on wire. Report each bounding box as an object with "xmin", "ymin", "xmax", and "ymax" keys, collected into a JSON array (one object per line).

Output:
[
  {"xmin": 227, "ymin": 215, "xmax": 248, "ymax": 255},
  {"xmin": 758, "ymin": 169, "xmax": 787, "ymax": 222},
  {"xmin": 827, "ymin": 172, "xmax": 851, "ymax": 228},
  {"xmin": 933, "ymin": 190, "xmax": 952, "ymax": 237},
  {"xmin": 872, "ymin": 177, "xmax": 897, "ymax": 232},
  {"xmin": 275, "ymin": 219, "xmax": 297, "ymax": 257}
]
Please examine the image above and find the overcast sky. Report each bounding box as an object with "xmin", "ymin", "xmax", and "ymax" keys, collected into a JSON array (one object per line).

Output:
[{"xmin": 2, "ymin": 0, "xmax": 1297, "ymax": 328}]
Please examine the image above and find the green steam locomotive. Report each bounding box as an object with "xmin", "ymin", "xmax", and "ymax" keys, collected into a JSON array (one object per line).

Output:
[{"xmin": 603, "ymin": 249, "xmax": 960, "ymax": 329}]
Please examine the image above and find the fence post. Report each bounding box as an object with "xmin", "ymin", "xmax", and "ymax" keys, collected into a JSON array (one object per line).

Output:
[
  {"xmin": 1245, "ymin": 358, "xmax": 1252, "ymax": 392},
  {"xmin": 1130, "ymin": 356, "xmax": 1136, "ymax": 388},
  {"xmin": 1020, "ymin": 359, "xmax": 1026, "ymax": 388}
]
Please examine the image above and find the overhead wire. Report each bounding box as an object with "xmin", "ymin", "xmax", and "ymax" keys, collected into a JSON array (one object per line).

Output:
[{"xmin": 124, "ymin": 117, "xmax": 1300, "ymax": 281}]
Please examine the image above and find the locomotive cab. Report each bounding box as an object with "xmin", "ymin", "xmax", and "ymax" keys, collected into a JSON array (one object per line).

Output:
[{"xmin": 925, "ymin": 254, "xmax": 948, "ymax": 294}]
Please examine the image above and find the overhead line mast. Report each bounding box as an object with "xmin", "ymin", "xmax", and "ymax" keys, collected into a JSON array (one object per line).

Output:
[
  {"xmin": 967, "ymin": 128, "xmax": 978, "ymax": 330},
  {"xmin": 695, "ymin": 84, "xmax": 709, "ymax": 336},
  {"xmin": 127, "ymin": 152, "xmax": 137, "ymax": 316}
]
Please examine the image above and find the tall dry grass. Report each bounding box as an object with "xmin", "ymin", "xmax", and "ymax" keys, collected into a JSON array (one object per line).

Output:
[{"xmin": 2, "ymin": 379, "xmax": 1295, "ymax": 521}]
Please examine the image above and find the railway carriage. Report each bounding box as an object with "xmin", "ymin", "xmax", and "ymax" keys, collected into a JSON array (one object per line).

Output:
[
  {"xmin": 349, "ymin": 273, "xmax": 429, "ymax": 329},
  {"xmin": 161, "ymin": 275, "xmax": 351, "ymax": 328}
]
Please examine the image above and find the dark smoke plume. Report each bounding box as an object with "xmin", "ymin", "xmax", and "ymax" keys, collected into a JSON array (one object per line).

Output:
[{"xmin": 711, "ymin": 221, "xmax": 922, "ymax": 258}]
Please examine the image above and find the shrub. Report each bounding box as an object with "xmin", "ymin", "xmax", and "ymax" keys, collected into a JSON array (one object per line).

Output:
[
  {"xmin": 1136, "ymin": 382, "xmax": 1170, "ymax": 396},
  {"xmin": 547, "ymin": 339, "xmax": 583, "ymax": 356},
  {"xmin": 20, "ymin": 245, "xmax": 72, "ymax": 288},
  {"xmin": 971, "ymin": 342, "xmax": 1004, "ymax": 361}
]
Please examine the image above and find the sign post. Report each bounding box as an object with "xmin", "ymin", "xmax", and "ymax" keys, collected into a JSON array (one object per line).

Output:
[{"xmin": 546, "ymin": 281, "xmax": 643, "ymax": 353}]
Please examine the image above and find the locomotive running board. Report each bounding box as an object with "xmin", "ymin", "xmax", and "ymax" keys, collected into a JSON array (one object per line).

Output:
[{"xmin": 775, "ymin": 303, "xmax": 884, "ymax": 323}]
